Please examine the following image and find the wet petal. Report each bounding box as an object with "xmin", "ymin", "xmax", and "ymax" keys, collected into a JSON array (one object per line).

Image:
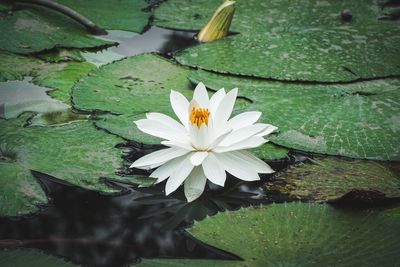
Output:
[
  {"xmin": 184, "ymin": 166, "xmax": 207, "ymax": 202},
  {"xmin": 202, "ymin": 152, "xmax": 226, "ymax": 186}
]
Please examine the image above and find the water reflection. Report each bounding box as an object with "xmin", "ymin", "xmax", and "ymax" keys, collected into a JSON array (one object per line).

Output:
[{"xmin": 81, "ymin": 27, "xmax": 198, "ymax": 66}]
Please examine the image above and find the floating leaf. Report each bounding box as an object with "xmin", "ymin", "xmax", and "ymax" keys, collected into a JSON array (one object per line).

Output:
[
  {"xmin": 36, "ymin": 49, "xmax": 85, "ymax": 63},
  {"xmin": 189, "ymin": 203, "xmax": 400, "ymax": 266},
  {"xmin": 0, "ymin": 9, "xmax": 113, "ymax": 54},
  {"xmin": 176, "ymin": 26, "xmax": 400, "ymax": 82},
  {"xmin": 0, "ymin": 114, "xmax": 125, "ymax": 216},
  {"xmin": 0, "ymin": 162, "xmax": 46, "ymax": 216},
  {"xmin": 189, "ymin": 70, "xmax": 400, "ymax": 160},
  {"xmin": 0, "ymin": 52, "xmax": 47, "ymax": 82},
  {"xmin": 72, "ymin": 54, "xmax": 287, "ymax": 159},
  {"xmin": 33, "ymin": 61, "xmax": 96, "ymax": 104},
  {"xmin": 154, "ymin": 0, "xmax": 386, "ymax": 32},
  {"xmin": 0, "ymin": 249, "xmax": 77, "ymax": 267},
  {"xmin": 267, "ymin": 157, "xmax": 400, "ymax": 202},
  {"xmin": 55, "ymin": 0, "xmax": 150, "ymax": 33},
  {"xmin": 155, "ymin": 0, "xmax": 400, "ymax": 81}
]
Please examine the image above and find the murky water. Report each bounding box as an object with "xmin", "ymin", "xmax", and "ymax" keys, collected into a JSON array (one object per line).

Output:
[{"xmin": 0, "ymin": 77, "xmax": 69, "ymax": 119}]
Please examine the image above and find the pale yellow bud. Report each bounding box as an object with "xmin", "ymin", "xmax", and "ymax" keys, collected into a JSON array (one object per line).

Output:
[{"xmin": 197, "ymin": 0, "xmax": 236, "ymax": 43}]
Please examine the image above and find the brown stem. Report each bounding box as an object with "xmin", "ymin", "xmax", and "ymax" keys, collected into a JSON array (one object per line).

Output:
[{"xmin": 8, "ymin": 0, "xmax": 107, "ymax": 35}]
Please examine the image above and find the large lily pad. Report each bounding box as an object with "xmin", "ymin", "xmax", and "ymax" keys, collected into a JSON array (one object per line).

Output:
[
  {"xmin": 188, "ymin": 203, "xmax": 400, "ymax": 266},
  {"xmin": 72, "ymin": 53, "xmax": 288, "ymax": 159},
  {"xmin": 154, "ymin": 0, "xmax": 385, "ymax": 32},
  {"xmin": 266, "ymin": 157, "xmax": 400, "ymax": 202},
  {"xmin": 0, "ymin": 115, "xmax": 124, "ymax": 216},
  {"xmin": 0, "ymin": 9, "xmax": 113, "ymax": 54},
  {"xmin": 0, "ymin": 249, "xmax": 77, "ymax": 267},
  {"xmin": 175, "ymin": 25, "xmax": 400, "ymax": 82},
  {"xmin": 189, "ymin": 70, "xmax": 400, "ymax": 160},
  {"xmin": 155, "ymin": 0, "xmax": 400, "ymax": 81},
  {"xmin": 55, "ymin": 0, "xmax": 150, "ymax": 33}
]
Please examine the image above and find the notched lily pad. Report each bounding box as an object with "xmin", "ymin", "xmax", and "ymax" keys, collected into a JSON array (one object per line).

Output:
[
  {"xmin": 266, "ymin": 157, "xmax": 400, "ymax": 203},
  {"xmin": 0, "ymin": 9, "xmax": 114, "ymax": 54},
  {"xmin": 0, "ymin": 114, "xmax": 125, "ymax": 216},
  {"xmin": 189, "ymin": 70, "xmax": 400, "ymax": 160},
  {"xmin": 188, "ymin": 203, "xmax": 400, "ymax": 267}
]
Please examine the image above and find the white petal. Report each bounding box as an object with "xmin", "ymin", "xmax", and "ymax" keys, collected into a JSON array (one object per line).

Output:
[
  {"xmin": 209, "ymin": 88, "xmax": 226, "ymax": 116},
  {"xmin": 190, "ymin": 151, "xmax": 209, "ymax": 166},
  {"xmin": 214, "ymin": 153, "xmax": 260, "ymax": 181},
  {"xmin": 130, "ymin": 147, "xmax": 189, "ymax": 169},
  {"xmin": 202, "ymin": 152, "xmax": 226, "ymax": 186},
  {"xmin": 210, "ymin": 128, "xmax": 232, "ymax": 148},
  {"xmin": 229, "ymin": 151, "xmax": 274, "ymax": 173},
  {"xmin": 165, "ymin": 154, "xmax": 194, "ymax": 195},
  {"xmin": 149, "ymin": 155, "xmax": 186, "ymax": 183},
  {"xmin": 213, "ymin": 136, "xmax": 267, "ymax": 153},
  {"xmin": 218, "ymin": 123, "xmax": 268, "ymax": 147},
  {"xmin": 213, "ymin": 88, "xmax": 238, "ymax": 134},
  {"xmin": 193, "ymin": 82, "xmax": 209, "ymax": 108},
  {"xmin": 228, "ymin": 111, "xmax": 261, "ymax": 130},
  {"xmin": 135, "ymin": 119, "xmax": 189, "ymax": 142},
  {"xmin": 189, "ymin": 123, "xmax": 210, "ymax": 150},
  {"xmin": 146, "ymin": 112, "xmax": 186, "ymax": 133},
  {"xmin": 170, "ymin": 90, "xmax": 189, "ymax": 128},
  {"xmin": 184, "ymin": 167, "xmax": 207, "ymax": 202},
  {"xmin": 161, "ymin": 140, "xmax": 194, "ymax": 151},
  {"xmin": 256, "ymin": 124, "xmax": 278, "ymax": 137}
]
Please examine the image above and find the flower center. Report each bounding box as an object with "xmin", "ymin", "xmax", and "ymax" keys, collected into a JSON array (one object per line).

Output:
[{"xmin": 190, "ymin": 107, "xmax": 210, "ymax": 128}]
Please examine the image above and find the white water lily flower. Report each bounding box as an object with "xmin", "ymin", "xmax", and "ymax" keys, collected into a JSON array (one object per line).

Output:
[{"xmin": 130, "ymin": 82, "xmax": 277, "ymax": 202}]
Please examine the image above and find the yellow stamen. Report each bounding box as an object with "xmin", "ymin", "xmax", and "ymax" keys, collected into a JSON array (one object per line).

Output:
[{"xmin": 190, "ymin": 107, "xmax": 210, "ymax": 128}]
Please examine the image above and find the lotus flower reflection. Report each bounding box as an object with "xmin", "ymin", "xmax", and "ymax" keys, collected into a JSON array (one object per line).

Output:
[{"xmin": 130, "ymin": 83, "xmax": 277, "ymax": 202}]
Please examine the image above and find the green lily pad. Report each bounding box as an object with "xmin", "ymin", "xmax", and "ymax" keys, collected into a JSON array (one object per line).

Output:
[
  {"xmin": 0, "ymin": 114, "xmax": 125, "ymax": 216},
  {"xmin": 0, "ymin": 52, "xmax": 47, "ymax": 82},
  {"xmin": 55, "ymin": 0, "xmax": 150, "ymax": 33},
  {"xmin": 33, "ymin": 61, "xmax": 96, "ymax": 104},
  {"xmin": 0, "ymin": 9, "xmax": 113, "ymax": 54},
  {"xmin": 154, "ymin": 0, "xmax": 385, "ymax": 32},
  {"xmin": 189, "ymin": 203, "xmax": 400, "ymax": 266},
  {"xmin": 0, "ymin": 162, "xmax": 46, "ymax": 217},
  {"xmin": 0, "ymin": 249, "xmax": 77, "ymax": 267},
  {"xmin": 29, "ymin": 109, "xmax": 90, "ymax": 127},
  {"xmin": 72, "ymin": 53, "xmax": 287, "ymax": 159},
  {"xmin": 155, "ymin": 0, "xmax": 400, "ymax": 81},
  {"xmin": 189, "ymin": 70, "xmax": 400, "ymax": 160},
  {"xmin": 266, "ymin": 157, "xmax": 400, "ymax": 202},
  {"xmin": 175, "ymin": 26, "xmax": 400, "ymax": 82}
]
